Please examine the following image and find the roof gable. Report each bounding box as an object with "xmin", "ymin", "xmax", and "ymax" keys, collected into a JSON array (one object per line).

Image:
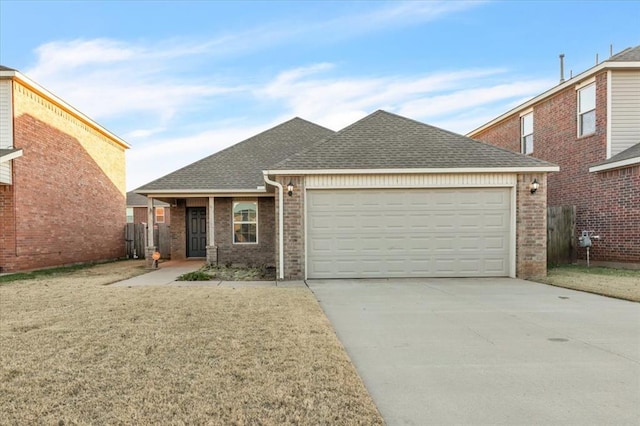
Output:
[
  {"xmin": 136, "ymin": 118, "xmax": 334, "ymax": 192},
  {"xmin": 270, "ymin": 110, "xmax": 557, "ymax": 171}
]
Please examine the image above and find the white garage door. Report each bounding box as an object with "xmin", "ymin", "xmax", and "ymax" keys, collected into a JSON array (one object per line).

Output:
[{"xmin": 306, "ymin": 188, "xmax": 511, "ymax": 278}]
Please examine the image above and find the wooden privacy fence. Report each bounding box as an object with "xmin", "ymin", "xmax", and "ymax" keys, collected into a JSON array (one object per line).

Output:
[
  {"xmin": 547, "ymin": 206, "xmax": 576, "ymax": 265},
  {"xmin": 125, "ymin": 223, "xmax": 171, "ymax": 259}
]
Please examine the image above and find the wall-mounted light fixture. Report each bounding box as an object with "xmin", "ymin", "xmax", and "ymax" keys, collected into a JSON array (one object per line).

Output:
[
  {"xmin": 530, "ymin": 178, "xmax": 540, "ymax": 194},
  {"xmin": 287, "ymin": 180, "xmax": 294, "ymax": 196}
]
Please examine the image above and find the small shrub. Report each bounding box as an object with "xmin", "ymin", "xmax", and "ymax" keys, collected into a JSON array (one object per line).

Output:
[{"xmin": 176, "ymin": 271, "xmax": 213, "ymax": 281}]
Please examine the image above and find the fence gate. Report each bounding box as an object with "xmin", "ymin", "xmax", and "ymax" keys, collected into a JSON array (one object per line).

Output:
[
  {"xmin": 125, "ymin": 223, "xmax": 171, "ymax": 259},
  {"xmin": 547, "ymin": 206, "xmax": 576, "ymax": 265}
]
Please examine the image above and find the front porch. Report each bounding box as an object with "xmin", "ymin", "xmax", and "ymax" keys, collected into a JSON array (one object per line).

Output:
[{"xmin": 144, "ymin": 196, "xmax": 276, "ymax": 269}]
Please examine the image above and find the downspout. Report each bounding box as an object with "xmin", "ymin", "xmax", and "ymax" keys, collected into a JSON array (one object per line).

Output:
[{"xmin": 263, "ymin": 172, "xmax": 284, "ymax": 280}]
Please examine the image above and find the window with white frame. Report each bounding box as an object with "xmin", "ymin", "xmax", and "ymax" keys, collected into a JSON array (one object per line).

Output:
[
  {"xmin": 233, "ymin": 201, "xmax": 257, "ymax": 244},
  {"xmin": 155, "ymin": 207, "xmax": 165, "ymax": 223},
  {"xmin": 126, "ymin": 207, "xmax": 134, "ymax": 223},
  {"xmin": 521, "ymin": 112, "xmax": 534, "ymax": 154},
  {"xmin": 578, "ymin": 83, "xmax": 596, "ymax": 136}
]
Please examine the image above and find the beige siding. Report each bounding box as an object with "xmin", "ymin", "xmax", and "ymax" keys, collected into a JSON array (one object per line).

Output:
[
  {"xmin": 0, "ymin": 80, "xmax": 12, "ymax": 149},
  {"xmin": 305, "ymin": 173, "xmax": 517, "ymax": 189},
  {"xmin": 0, "ymin": 80, "xmax": 13, "ymax": 184},
  {"xmin": 610, "ymin": 70, "xmax": 640, "ymax": 156},
  {"xmin": 0, "ymin": 161, "xmax": 11, "ymax": 184}
]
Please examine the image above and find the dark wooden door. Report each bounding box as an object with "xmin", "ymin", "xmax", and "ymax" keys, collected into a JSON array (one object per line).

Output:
[{"xmin": 187, "ymin": 207, "xmax": 207, "ymax": 257}]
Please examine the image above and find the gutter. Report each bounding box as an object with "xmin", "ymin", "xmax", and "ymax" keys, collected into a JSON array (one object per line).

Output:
[{"xmin": 262, "ymin": 173, "xmax": 284, "ymax": 280}]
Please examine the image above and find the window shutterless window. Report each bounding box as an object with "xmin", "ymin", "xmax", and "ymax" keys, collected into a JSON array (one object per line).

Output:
[
  {"xmin": 521, "ymin": 112, "xmax": 533, "ymax": 154},
  {"xmin": 578, "ymin": 83, "xmax": 596, "ymax": 136},
  {"xmin": 155, "ymin": 207, "xmax": 165, "ymax": 223},
  {"xmin": 126, "ymin": 207, "xmax": 134, "ymax": 223},
  {"xmin": 233, "ymin": 201, "xmax": 257, "ymax": 244}
]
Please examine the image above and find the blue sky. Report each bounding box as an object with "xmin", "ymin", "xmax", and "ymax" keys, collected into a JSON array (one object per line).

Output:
[{"xmin": 1, "ymin": 1, "xmax": 639, "ymax": 190}]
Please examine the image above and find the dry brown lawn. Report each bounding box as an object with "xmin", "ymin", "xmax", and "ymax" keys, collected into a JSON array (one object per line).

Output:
[
  {"xmin": 535, "ymin": 265, "xmax": 640, "ymax": 302},
  {"xmin": 0, "ymin": 260, "xmax": 383, "ymax": 425}
]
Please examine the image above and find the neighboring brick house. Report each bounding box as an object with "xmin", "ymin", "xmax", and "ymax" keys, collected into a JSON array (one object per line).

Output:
[
  {"xmin": 126, "ymin": 191, "xmax": 171, "ymax": 225},
  {"xmin": 136, "ymin": 110, "xmax": 558, "ymax": 280},
  {"xmin": 0, "ymin": 66, "xmax": 130, "ymax": 273},
  {"xmin": 468, "ymin": 45, "xmax": 640, "ymax": 267}
]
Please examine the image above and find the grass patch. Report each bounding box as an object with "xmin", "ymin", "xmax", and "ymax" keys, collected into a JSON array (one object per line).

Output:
[
  {"xmin": 0, "ymin": 261, "xmax": 382, "ymax": 424},
  {"xmin": 547, "ymin": 264, "xmax": 640, "ymax": 277},
  {"xmin": 177, "ymin": 264, "xmax": 277, "ymax": 281},
  {"xmin": 176, "ymin": 270, "xmax": 215, "ymax": 281},
  {"xmin": 0, "ymin": 262, "xmax": 98, "ymax": 284},
  {"xmin": 534, "ymin": 264, "xmax": 640, "ymax": 302}
]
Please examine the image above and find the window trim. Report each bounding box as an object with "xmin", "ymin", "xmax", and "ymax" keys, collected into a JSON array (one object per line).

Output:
[
  {"xmin": 232, "ymin": 200, "xmax": 258, "ymax": 245},
  {"xmin": 577, "ymin": 82, "xmax": 596, "ymax": 137},
  {"xmin": 155, "ymin": 206, "xmax": 165, "ymax": 223},
  {"xmin": 520, "ymin": 111, "xmax": 534, "ymax": 155}
]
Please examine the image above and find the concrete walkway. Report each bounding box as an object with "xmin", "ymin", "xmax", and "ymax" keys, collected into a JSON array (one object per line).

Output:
[
  {"xmin": 111, "ymin": 260, "xmax": 305, "ymax": 288},
  {"xmin": 308, "ymin": 278, "xmax": 640, "ymax": 425}
]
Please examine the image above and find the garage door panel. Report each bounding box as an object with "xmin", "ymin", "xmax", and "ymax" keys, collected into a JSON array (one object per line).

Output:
[{"xmin": 307, "ymin": 188, "xmax": 511, "ymax": 278}]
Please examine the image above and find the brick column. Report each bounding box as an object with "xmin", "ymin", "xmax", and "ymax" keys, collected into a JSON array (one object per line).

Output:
[
  {"xmin": 170, "ymin": 201, "xmax": 186, "ymax": 260},
  {"xmin": 278, "ymin": 176, "xmax": 304, "ymax": 280},
  {"xmin": 516, "ymin": 173, "xmax": 548, "ymax": 278}
]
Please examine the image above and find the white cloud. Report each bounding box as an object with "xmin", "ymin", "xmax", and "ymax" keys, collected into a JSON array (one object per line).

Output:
[
  {"xmin": 25, "ymin": 39, "xmax": 244, "ymax": 123},
  {"xmin": 127, "ymin": 123, "xmax": 272, "ymax": 190},
  {"xmin": 258, "ymin": 63, "xmax": 552, "ymax": 133}
]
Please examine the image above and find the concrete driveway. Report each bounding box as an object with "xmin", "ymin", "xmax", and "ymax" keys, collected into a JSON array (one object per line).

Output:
[{"xmin": 307, "ymin": 278, "xmax": 640, "ymax": 425}]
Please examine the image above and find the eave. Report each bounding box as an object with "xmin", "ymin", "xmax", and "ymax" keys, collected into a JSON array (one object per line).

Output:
[
  {"xmin": 589, "ymin": 157, "xmax": 640, "ymax": 173},
  {"xmin": 0, "ymin": 148, "xmax": 23, "ymax": 163},
  {"xmin": 264, "ymin": 166, "xmax": 560, "ymax": 176}
]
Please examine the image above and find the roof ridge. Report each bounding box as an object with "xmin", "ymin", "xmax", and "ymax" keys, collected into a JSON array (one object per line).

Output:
[{"xmin": 268, "ymin": 110, "xmax": 391, "ymax": 170}]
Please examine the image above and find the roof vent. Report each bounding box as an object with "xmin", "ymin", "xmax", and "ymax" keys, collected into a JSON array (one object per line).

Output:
[{"xmin": 559, "ymin": 54, "xmax": 565, "ymax": 84}]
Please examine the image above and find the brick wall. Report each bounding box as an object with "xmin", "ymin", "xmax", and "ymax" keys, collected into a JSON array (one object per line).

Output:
[
  {"xmin": 276, "ymin": 176, "xmax": 304, "ymax": 279},
  {"xmin": 214, "ymin": 197, "xmax": 275, "ymax": 267},
  {"xmin": 0, "ymin": 81, "xmax": 128, "ymax": 272},
  {"xmin": 474, "ymin": 72, "xmax": 639, "ymax": 264},
  {"xmin": 0, "ymin": 114, "xmax": 126, "ymax": 272},
  {"xmin": 0, "ymin": 184, "xmax": 16, "ymax": 273},
  {"xmin": 170, "ymin": 201, "xmax": 186, "ymax": 260},
  {"xmin": 516, "ymin": 173, "xmax": 548, "ymax": 278},
  {"xmin": 168, "ymin": 196, "xmax": 276, "ymax": 266}
]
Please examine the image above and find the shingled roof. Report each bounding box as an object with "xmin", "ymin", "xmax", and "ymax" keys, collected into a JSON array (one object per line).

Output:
[
  {"xmin": 136, "ymin": 118, "xmax": 334, "ymax": 192},
  {"xmin": 270, "ymin": 110, "xmax": 558, "ymax": 171},
  {"xmin": 590, "ymin": 141, "xmax": 640, "ymax": 171},
  {"xmin": 608, "ymin": 45, "xmax": 640, "ymax": 62},
  {"xmin": 126, "ymin": 191, "xmax": 169, "ymax": 207}
]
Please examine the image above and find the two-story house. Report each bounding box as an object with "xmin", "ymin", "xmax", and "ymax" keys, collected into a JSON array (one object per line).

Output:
[
  {"xmin": 0, "ymin": 66, "xmax": 130, "ymax": 272},
  {"xmin": 468, "ymin": 46, "xmax": 640, "ymax": 267}
]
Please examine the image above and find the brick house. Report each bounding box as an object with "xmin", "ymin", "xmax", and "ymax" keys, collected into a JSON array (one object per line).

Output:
[
  {"xmin": 126, "ymin": 191, "xmax": 170, "ymax": 225},
  {"xmin": 0, "ymin": 66, "xmax": 130, "ymax": 273},
  {"xmin": 468, "ymin": 45, "xmax": 640, "ymax": 267},
  {"xmin": 136, "ymin": 110, "xmax": 558, "ymax": 280}
]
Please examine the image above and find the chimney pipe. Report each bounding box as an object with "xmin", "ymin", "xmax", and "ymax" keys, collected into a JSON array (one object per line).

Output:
[
  {"xmin": 595, "ymin": 53, "xmax": 599, "ymax": 65},
  {"xmin": 559, "ymin": 54, "xmax": 565, "ymax": 83},
  {"xmin": 610, "ymin": 44, "xmax": 613, "ymax": 57}
]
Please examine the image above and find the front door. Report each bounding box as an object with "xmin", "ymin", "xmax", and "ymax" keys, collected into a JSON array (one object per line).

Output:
[{"xmin": 186, "ymin": 207, "xmax": 207, "ymax": 257}]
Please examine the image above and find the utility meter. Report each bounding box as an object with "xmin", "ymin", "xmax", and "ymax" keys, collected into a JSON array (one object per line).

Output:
[{"xmin": 578, "ymin": 231, "xmax": 592, "ymax": 248}]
